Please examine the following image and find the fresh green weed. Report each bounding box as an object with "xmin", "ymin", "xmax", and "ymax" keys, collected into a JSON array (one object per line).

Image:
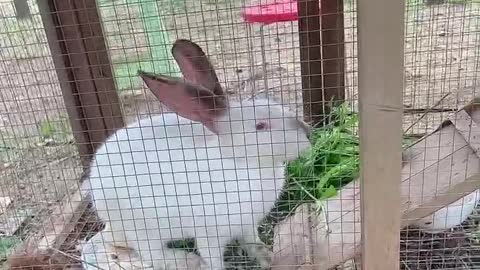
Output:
[
  {"xmin": 258, "ymin": 104, "xmax": 360, "ymax": 244},
  {"xmin": 0, "ymin": 236, "xmax": 21, "ymax": 261},
  {"xmin": 37, "ymin": 115, "xmax": 73, "ymax": 144}
]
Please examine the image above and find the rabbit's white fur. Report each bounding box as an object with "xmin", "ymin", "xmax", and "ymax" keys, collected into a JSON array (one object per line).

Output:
[
  {"xmin": 80, "ymin": 97, "xmax": 310, "ymax": 269},
  {"xmin": 413, "ymin": 189, "xmax": 480, "ymax": 233},
  {"xmin": 80, "ymin": 39, "xmax": 310, "ymax": 269}
]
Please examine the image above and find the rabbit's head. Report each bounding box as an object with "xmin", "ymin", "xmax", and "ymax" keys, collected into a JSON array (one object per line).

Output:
[{"xmin": 140, "ymin": 39, "xmax": 310, "ymax": 166}]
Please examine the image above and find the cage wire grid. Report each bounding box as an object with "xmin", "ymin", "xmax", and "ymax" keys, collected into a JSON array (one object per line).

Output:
[{"xmin": 0, "ymin": 0, "xmax": 477, "ymax": 269}]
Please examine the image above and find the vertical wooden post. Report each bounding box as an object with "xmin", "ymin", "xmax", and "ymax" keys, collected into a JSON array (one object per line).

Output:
[
  {"xmin": 358, "ymin": 0, "xmax": 404, "ymax": 267},
  {"xmin": 320, "ymin": 0, "xmax": 345, "ymax": 113},
  {"xmin": 39, "ymin": 0, "xmax": 124, "ymax": 167},
  {"xmin": 297, "ymin": 0, "xmax": 345, "ymax": 126}
]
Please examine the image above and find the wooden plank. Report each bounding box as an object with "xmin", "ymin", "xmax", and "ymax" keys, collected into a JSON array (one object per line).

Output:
[
  {"xmin": 357, "ymin": 0, "xmax": 405, "ymax": 268},
  {"xmin": 8, "ymin": 171, "xmax": 94, "ymax": 258},
  {"xmin": 38, "ymin": 0, "xmax": 91, "ymax": 167},
  {"xmin": 448, "ymin": 110, "xmax": 480, "ymax": 155},
  {"xmin": 297, "ymin": 0, "xmax": 345, "ymax": 126},
  {"xmin": 71, "ymin": 0, "xmax": 124, "ymax": 141},
  {"xmin": 297, "ymin": 0, "xmax": 322, "ymax": 125},
  {"xmin": 6, "ymin": 190, "xmax": 90, "ymax": 269},
  {"xmin": 37, "ymin": 190, "xmax": 89, "ymax": 250},
  {"xmin": 39, "ymin": 0, "xmax": 124, "ymax": 166},
  {"xmin": 401, "ymin": 174, "xmax": 480, "ymax": 225},
  {"xmin": 320, "ymin": 0, "xmax": 345, "ymax": 112}
]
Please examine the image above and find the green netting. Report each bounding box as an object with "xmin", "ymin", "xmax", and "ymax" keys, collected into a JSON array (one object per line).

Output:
[{"xmin": 97, "ymin": 0, "xmax": 180, "ymax": 91}]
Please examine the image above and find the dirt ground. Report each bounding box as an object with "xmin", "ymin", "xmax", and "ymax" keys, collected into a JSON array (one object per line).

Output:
[{"xmin": 0, "ymin": 0, "xmax": 478, "ymax": 268}]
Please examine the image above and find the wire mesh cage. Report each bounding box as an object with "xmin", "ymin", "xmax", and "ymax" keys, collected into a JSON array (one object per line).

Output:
[{"xmin": 0, "ymin": 0, "xmax": 478, "ymax": 269}]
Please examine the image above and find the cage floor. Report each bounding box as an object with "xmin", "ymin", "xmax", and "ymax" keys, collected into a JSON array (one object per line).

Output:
[{"xmin": 34, "ymin": 205, "xmax": 480, "ymax": 270}]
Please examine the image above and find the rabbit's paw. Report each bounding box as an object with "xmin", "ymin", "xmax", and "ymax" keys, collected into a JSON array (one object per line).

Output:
[
  {"xmin": 186, "ymin": 252, "xmax": 206, "ymax": 270},
  {"xmin": 254, "ymin": 245, "xmax": 272, "ymax": 270},
  {"xmin": 244, "ymin": 243, "xmax": 271, "ymax": 270}
]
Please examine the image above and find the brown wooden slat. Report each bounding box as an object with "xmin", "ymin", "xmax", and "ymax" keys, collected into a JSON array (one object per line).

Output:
[
  {"xmin": 448, "ymin": 110, "xmax": 480, "ymax": 156},
  {"xmin": 297, "ymin": 0, "xmax": 345, "ymax": 125},
  {"xmin": 357, "ymin": 0, "xmax": 404, "ymax": 267},
  {"xmin": 41, "ymin": 0, "xmax": 124, "ymax": 166},
  {"xmin": 320, "ymin": 0, "xmax": 345, "ymax": 113}
]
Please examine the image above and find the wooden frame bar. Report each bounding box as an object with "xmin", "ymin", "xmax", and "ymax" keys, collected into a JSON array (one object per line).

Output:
[
  {"xmin": 357, "ymin": 0, "xmax": 405, "ymax": 268},
  {"xmin": 13, "ymin": 0, "xmax": 31, "ymax": 19},
  {"xmin": 297, "ymin": 0, "xmax": 345, "ymax": 125},
  {"xmin": 39, "ymin": 0, "xmax": 124, "ymax": 166},
  {"xmin": 319, "ymin": 0, "xmax": 345, "ymax": 116}
]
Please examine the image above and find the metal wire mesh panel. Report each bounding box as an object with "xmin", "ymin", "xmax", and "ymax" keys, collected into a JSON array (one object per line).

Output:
[
  {"xmin": 0, "ymin": 0, "xmax": 85, "ymax": 264},
  {"xmin": 0, "ymin": 0, "xmax": 478, "ymax": 269},
  {"xmin": 401, "ymin": 1, "xmax": 480, "ymax": 269}
]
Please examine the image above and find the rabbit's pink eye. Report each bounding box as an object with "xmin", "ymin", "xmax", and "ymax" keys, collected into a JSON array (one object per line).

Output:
[{"xmin": 256, "ymin": 122, "xmax": 267, "ymax": 130}]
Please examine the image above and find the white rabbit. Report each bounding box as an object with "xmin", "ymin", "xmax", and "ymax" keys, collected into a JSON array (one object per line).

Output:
[
  {"xmin": 80, "ymin": 39, "xmax": 311, "ymax": 270},
  {"xmin": 412, "ymin": 189, "xmax": 480, "ymax": 233}
]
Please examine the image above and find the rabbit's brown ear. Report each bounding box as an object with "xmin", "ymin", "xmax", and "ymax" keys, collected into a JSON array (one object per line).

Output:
[
  {"xmin": 171, "ymin": 39, "xmax": 224, "ymax": 98},
  {"xmin": 139, "ymin": 71, "xmax": 226, "ymax": 133}
]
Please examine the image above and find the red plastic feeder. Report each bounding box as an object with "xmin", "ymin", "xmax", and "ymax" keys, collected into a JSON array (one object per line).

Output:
[
  {"xmin": 241, "ymin": 0, "xmax": 299, "ymax": 95},
  {"xmin": 241, "ymin": 0, "xmax": 298, "ymax": 24}
]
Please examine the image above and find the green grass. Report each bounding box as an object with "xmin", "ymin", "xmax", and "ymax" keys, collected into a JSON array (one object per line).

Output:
[
  {"xmin": 0, "ymin": 236, "xmax": 21, "ymax": 261},
  {"xmin": 258, "ymin": 104, "xmax": 360, "ymax": 245},
  {"xmin": 37, "ymin": 115, "xmax": 73, "ymax": 144},
  {"xmin": 258, "ymin": 104, "xmax": 416, "ymax": 245},
  {"xmin": 285, "ymin": 104, "xmax": 359, "ymax": 203},
  {"xmin": 0, "ymin": 114, "xmax": 74, "ymax": 165}
]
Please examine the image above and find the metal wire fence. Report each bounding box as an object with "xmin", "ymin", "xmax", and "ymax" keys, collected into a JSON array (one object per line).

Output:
[{"xmin": 0, "ymin": 0, "xmax": 478, "ymax": 269}]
